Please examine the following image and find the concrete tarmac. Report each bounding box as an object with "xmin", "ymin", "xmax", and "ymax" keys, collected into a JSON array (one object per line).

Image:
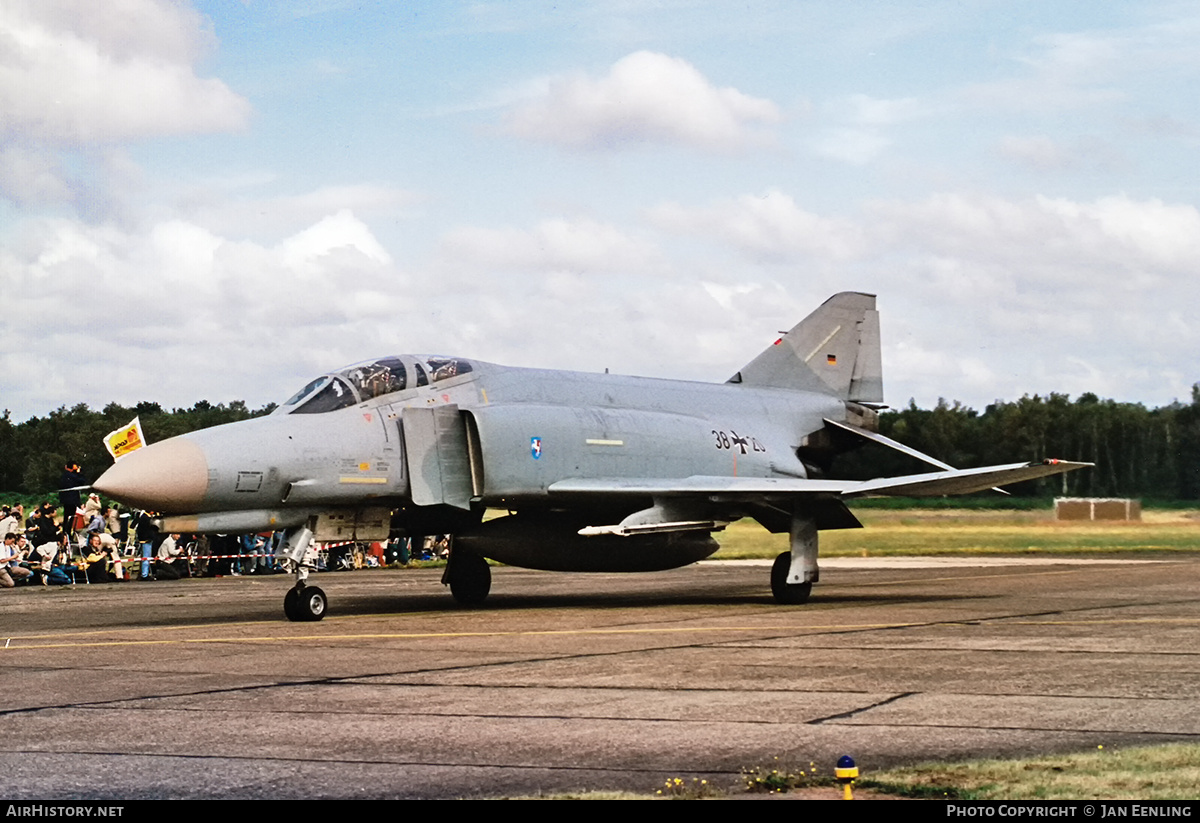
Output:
[{"xmin": 2, "ymin": 557, "xmax": 1199, "ymax": 799}]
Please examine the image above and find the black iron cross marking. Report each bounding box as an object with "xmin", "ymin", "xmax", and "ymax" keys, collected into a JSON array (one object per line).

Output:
[{"xmin": 729, "ymin": 431, "xmax": 749, "ymax": 454}]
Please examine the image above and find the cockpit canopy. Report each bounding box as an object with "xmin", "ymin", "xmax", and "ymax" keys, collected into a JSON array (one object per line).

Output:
[{"xmin": 278, "ymin": 356, "xmax": 474, "ymax": 414}]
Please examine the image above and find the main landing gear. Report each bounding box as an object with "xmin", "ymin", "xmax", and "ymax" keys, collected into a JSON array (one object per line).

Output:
[
  {"xmin": 444, "ymin": 547, "xmax": 490, "ymax": 605},
  {"xmin": 771, "ymin": 552, "xmax": 812, "ymax": 604},
  {"xmin": 771, "ymin": 513, "xmax": 818, "ymax": 605}
]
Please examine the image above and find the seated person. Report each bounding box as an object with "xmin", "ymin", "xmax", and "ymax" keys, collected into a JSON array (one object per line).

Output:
[
  {"xmin": 82, "ymin": 533, "xmax": 119, "ymax": 583},
  {"xmin": 33, "ymin": 534, "xmax": 77, "ymax": 586},
  {"xmin": 32, "ymin": 535, "xmax": 60, "ymax": 572},
  {"xmin": 155, "ymin": 533, "xmax": 188, "ymax": 580},
  {"xmin": 1, "ymin": 533, "xmax": 33, "ymax": 588}
]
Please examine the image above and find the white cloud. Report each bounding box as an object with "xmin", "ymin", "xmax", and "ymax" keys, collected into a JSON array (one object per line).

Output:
[
  {"xmin": 871, "ymin": 193, "xmax": 1200, "ymax": 405},
  {"xmin": 0, "ymin": 209, "xmax": 404, "ymax": 418},
  {"xmin": 505, "ymin": 51, "xmax": 780, "ymax": 151},
  {"xmin": 639, "ymin": 189, "xmax": 1200, "ymax": 407},
  {"xmin": 27, "ymin": 0, "xmax": 214, "ymax": 64},
  {"xmin": 7, "ymin": 183, "xmax": 1200, "ymax": 421},
  {"xmin": 649, "ymin": 190, "xmax": 865, "ymax": 262},
  {"xmin": 811, "ymin": 127, "xmax": 892, "ymax": 165},
  {"xmin": 846, "ymin": 94, "xmax": 922, "ymax": 126},
  {"xmin": 1036, "ymin": 195, "xmax": 1200, "ymax": 271},
  {"xmin": 0, "ymin": 1, "xmax": 250, "ymax": 146},
  {"xmin": 805, "ymin": 94, "xmax": 924, "ymax": 166},
  {"xmin": 959, "ymin": 30, "xmax": 1129, "ymax": 113},
  {"xmin": 1020, "ymin": 31, "xmax": 1123, "ymax": 77},
  {"xmin": 440, "ymin": 217, "xmax": 661, "ymax": 275},
  {"xmin": 0, "ymin": 1, "xmax": 249, "ymax": 212},
  {"xmin": 279, "ymin": 210, "xmax": 393, "ymax": 271},
  {"xmin": 997, "ymin": 135, "xmax": 1074, "ymax": 171},
  {"xmin": 433, "ymin": 191, "xmax": 1200, "ymax": 411},
  {"xmin": 996, "ymin": 134, "xmax": 1124, "ymax": 174},
  {"xmin": 178, "ymin": 184, "xmax": 421, "ymax": 242},
  {"xmin": 867, "ymin": 192, "xmax": 1200, "ymax": 289},
  {"xmin": 0, "ymin": 143, "xmax": 73, "ymax": 206}
]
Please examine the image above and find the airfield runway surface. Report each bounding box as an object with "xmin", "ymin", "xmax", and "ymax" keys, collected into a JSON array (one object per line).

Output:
[{"xmin": 2, "ymin": 556, "xmax": 1199, "ymax": 800}]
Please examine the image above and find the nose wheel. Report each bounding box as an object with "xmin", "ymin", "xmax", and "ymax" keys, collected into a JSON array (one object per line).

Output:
[
  {"xmin": 279, "ymin": 525, "xmax": 326, "ymax": 621},
  {"xmin": 284, "ymin": 584, "xmax": 327, "ymax": 621}
]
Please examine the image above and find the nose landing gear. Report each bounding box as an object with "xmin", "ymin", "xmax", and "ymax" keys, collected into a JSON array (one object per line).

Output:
[
  {"xmin": 284, "ymin": 583, "xmax": 327, "ymax": 621},
  {"xmin": 279, "ymin": 525, "xmax": 327, "ymax": 621}
]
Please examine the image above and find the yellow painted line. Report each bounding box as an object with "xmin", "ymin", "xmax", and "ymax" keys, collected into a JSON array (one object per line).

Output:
[
  {"xmin": 5, "ymin": 565, "xmax": 1187, "ymax": 652},
  {"xmin": 585, "ymin": 439, "xmax": 624, "ymax": 447},
  {"xmin": 1011, "ymin": 618, "xmax": 1200, "ymax": 626},
  {"xmin": 1, "ymin": 622, "xmax": 930, "ymax": 651},
  {"xmin": 8, "ymin": 611, "xmax": 1200, "ymax": 652},
  {"xmin": 4, "ymin": 619, "xmax": 286, "ymax": 643},
  {"xmin": 338, "ymin": 476, "xmax": 388, "ymax": 484}
]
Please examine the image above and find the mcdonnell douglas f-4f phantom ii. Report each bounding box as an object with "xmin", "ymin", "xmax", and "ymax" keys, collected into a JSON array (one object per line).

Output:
[{"xmin": 94, "ymin": 292, "xmax": 1089, "ymax": 621}]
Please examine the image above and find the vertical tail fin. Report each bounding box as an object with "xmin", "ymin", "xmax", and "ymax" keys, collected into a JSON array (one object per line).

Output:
[{"xmin": 728, "ymin": 292, "xmax": 883, "ymax": 403}]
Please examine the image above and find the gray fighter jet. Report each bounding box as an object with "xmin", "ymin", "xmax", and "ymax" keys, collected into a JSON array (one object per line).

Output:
[{"xmin": 94, "ymin": 293, "xmax": 1089, "ymax": 620}]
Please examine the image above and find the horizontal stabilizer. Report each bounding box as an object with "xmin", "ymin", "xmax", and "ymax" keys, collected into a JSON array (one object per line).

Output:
[
  {"xmin": 823, "ymin": 417, "xmax": 1010, "ymax": 495},
  {"xmin": 823, "ymin": 418, "xmax": 954, "ymax": 471},
  {"xmin": 848, "ymin": 460, "xmax": 1093, "ymax": 497}
]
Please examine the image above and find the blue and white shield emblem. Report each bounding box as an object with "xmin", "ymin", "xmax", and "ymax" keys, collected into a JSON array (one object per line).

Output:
[{"xmin": 530, "ymin": 437, "xmax": 542, "ymax": 459}]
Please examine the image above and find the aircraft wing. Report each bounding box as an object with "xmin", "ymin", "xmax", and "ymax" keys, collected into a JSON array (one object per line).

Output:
[{"xmin": 548, "ymin": 460, "xmax": 1091, "ymax": 500}]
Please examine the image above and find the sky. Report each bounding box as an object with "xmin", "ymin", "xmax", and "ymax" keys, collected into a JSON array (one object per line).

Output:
[{"xmin": 2, "ymin": 0, "xmax": 1199, "ymax": 422}]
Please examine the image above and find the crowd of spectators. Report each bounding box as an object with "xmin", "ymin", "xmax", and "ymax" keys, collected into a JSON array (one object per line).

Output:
[
  {"xmin": 2, "ymin": 460, "xmax": 438, "ymax": 590},
  {"xmin": 2, "ymin": 501, "xmax": 288, "ymax": 588},
  {"xmin": 1, "ymin": 461, "xmax": 287, "ymax": 588}
]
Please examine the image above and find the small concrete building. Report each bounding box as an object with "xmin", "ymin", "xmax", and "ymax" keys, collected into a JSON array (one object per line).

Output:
[{"xmin": 1054, "ymin": 497, "xmax": 1142, "ymax": 521}]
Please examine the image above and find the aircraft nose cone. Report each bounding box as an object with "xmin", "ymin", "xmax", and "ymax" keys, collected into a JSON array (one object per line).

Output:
[{"xmin": 93, "ymin": 437, "xmax": 209, "ymax": 513}]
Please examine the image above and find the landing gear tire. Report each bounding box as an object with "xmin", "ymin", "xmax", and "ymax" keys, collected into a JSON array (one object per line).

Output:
[
  {"xmin": 448, "ymin": 552, "xmax": 491, "ymax": 606},
  {"xmin": 284, "ymin": 587, "xmax": 300, "ymax": 621},
  {"xmin": 284, "ymin": 585, "xmax": 327, "ymax": 621},
  {"xmin": 771, "ymin": 551, "xmax": 812, "ymax": 605}
]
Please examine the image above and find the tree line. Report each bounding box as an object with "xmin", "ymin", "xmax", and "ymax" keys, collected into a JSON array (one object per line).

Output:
[
  {"xmin": 2, "ymin": 388, "xmax": 1198, "ymax": 501},
  {"xmin": 0, "ymin": 400, "xmax": 275, "ymax": 498},
  {"xmin": 837, "ymin": 387, "xmax": 1200, "ymax": 501}
]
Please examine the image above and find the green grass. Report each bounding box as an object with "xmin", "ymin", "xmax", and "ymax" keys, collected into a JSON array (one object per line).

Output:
[
  {"xmin": 505, "ymin": 744, "xmax": 1200, "ymax": 800},
  {"xmin": 850, "ymin": 495, "xmax": 1054, "ymax": 510},
  {"xmin": 865, "ymin": 744, "xmax": 1200, "ymax": 800},
  {"xmin": 712, "ymin": 508, "xmax": 1200, "ymax": 559}
]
